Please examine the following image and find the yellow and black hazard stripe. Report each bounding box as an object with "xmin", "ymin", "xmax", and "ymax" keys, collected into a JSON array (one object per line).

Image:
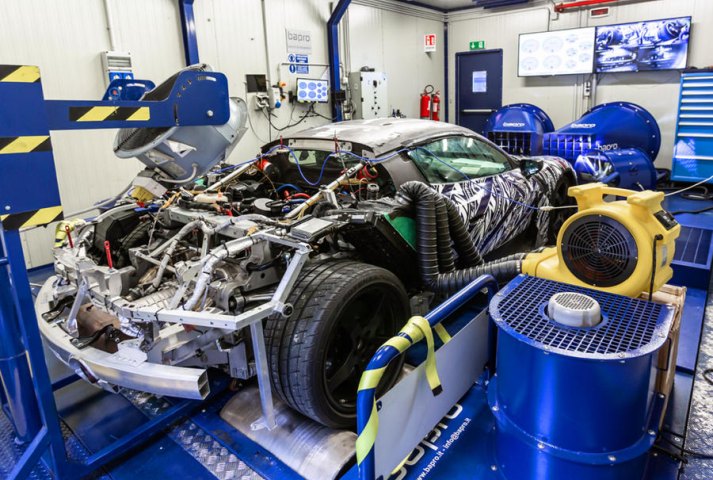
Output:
[
  {"xmin": 1, "ymin": 206, "xmax": 63, "ymax": 230},
  {"xmin": 68, "ymin": 106, "xmax": 150, "ymax": 122},
  {"xmin": 0, "ymin": 65, "xmax": 40, "ymax": 83},
  {"xmin": 356, "ymin": 316, "xmax": 451, "ymax": 473},
  {"xmin": 0, "ymin": 136, "xmax": 51, "ymax": 155}
]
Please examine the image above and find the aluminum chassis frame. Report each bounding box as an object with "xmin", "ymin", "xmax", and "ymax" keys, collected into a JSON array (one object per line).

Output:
[{"xmin": 45, "ymin": 232, "xmax": 311, "ymax": 429}]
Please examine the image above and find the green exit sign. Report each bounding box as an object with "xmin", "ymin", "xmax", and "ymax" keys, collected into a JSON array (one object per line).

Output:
[{"xmin": 469, "ymin": 40, "xmax": 485, "ymax": 50}]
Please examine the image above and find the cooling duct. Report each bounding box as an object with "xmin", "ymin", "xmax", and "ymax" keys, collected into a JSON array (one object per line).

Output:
[
  {"xmin": 483, "ymin": 103, "xmax": 554, "ymax": 156},
  {"xmin": 573, "ymin": 147, "xmax": 660, "ymax": 190},
  {"xmin": 542, "ymin": 102, "xmax": 661, "ymax": 163}
]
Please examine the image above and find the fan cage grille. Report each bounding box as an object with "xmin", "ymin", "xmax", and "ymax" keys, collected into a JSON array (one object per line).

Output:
[
  {"xmin": 561, "ymin": 215, "xmax": 638, "ymax": 288},
  {"xmin": 493, "ymin": 276, "xmax": 664, "ymax": 355}
]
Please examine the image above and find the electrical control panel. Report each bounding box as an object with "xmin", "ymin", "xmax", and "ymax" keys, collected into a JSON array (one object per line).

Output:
[
  {"xmin": 101, "ymin": 51, "xmax": 133, "ymax": 86},
  {"xmin": 348, "ymin": 71, "xmax": 388, "ymax": 119}
]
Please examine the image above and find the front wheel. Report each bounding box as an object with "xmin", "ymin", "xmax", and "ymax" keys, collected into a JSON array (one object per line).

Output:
[{"xmin": 264, "ymin": 261, "xmax": 408, "ymax": 428}]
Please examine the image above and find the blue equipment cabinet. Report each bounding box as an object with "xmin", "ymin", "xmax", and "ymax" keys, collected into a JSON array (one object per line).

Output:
[
  {"xmin": 671, "ymin": 72, "xmax": 713, "ymax": 184},
  {"xmin": 0, "ymin": 64, "xmax": 230, "ymax": 480}
]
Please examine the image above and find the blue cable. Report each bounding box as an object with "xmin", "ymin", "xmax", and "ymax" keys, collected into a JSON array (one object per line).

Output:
[
  {"xmin": 276, "ymin": 183, "xmax": 303, "ymax": 193},
  {"xmin": 211, "ymin": 144, "xmax": 540, "ymax": 212}
]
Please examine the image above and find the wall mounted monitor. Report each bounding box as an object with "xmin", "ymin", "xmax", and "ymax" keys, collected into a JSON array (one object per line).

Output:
[
  {"xmin": 518, "ymin": 27, "xmax": 596, "ymax": 77},
  {"xmin": 595, "ymin": 17, "xmax": 691, "ymax": 73},
  {"xmin": 296, "ymin": 78, "xmax": 329, "ymax": 103}
]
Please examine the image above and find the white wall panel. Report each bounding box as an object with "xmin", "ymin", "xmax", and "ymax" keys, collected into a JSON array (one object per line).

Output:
[
  {"xmin": 447, "ymin": 0, "xmax": 713, "ymax": 169},
  {"xmin": 348, "ymin": 4, "xmax": 445, "ymax": 118}
]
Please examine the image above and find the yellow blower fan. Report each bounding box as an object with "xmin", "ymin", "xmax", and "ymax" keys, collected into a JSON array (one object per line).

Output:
[{"xmin": 523, "ymin": 183, "xmax": 680, "ymax": 297}]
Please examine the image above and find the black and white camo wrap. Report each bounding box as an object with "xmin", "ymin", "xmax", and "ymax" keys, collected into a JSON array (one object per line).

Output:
[{"xmin": 433, "ymin": 156, "xmax": 573, "ymax": 256}]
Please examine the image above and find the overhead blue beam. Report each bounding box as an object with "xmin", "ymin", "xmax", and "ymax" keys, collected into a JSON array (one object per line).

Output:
[
  {"xmin": 178, "ymin": 0, "xmax": 199, "ymax": 66},
  {"xmin": 327, "ymin": 0, "xmax": 351, "ymax": 122}
]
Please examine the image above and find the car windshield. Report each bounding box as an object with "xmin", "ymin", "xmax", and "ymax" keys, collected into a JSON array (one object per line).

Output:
[{"xmin": 408, "ymin": 136, "xmax": 511, "ymax": 184}]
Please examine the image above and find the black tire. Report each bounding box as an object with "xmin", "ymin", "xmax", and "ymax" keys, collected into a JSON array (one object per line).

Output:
[
  {"xmin": 547, "ymin": 176, "xmax": 575, "ymax": 245},
  {"xmin": 264, "ymin": 260, "xmax": 408, "ymax": 428}
]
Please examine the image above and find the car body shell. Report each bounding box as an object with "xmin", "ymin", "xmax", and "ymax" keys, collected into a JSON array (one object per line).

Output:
[{"xmin": 264, "ymin": 118, "xmax": 575, "ymax": 256}]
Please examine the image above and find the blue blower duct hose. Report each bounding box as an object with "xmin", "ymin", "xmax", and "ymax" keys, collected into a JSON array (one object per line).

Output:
[
  {"xmin": 574, "ymin": 147, "xmax": 659, "ymax": 190},
  {"xmin": 543, "ymin": 102, "xmax": 661, "ymax": 164},
  {"xmin": 484, "ymin": 103, "xmax": 554, "ymax": 156}
]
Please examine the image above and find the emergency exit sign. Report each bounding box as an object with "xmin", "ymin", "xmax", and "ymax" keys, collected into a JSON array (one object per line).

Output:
[
  {"xmin": 424, "ymin": 34, "xmax": 437, "ymax": 52},
  {"xmin": 469, "ymin": 40, "xmax": 486, "ymax": 50}
]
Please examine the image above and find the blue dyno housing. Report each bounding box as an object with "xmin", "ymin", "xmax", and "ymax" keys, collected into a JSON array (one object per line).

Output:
[
  {"xmin": 488, "ymin": 275, "xmax": 673, "ymax": 480},
  {"xmin": 574, "ymin": 147, "xmax": 660, "ymax": 190},
  {"xmin": 484, "ymin": 103, "xmax": 554, "ymax": 156},
  {"xmin": 543, "ymin": 102, "xmax": 661, "ymax": 163}
]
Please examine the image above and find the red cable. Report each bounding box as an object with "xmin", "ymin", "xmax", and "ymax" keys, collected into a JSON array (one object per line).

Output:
[
  {"xmin": 289, "ymin": 193, "xmax": 311, "ymax": 200},
  {"xmin": 65, "ymin": 225, "xmax": 74, "ymax": 248},
  {"xmin": 104, "ymin": 241, "xmax": 114, "ymax": 269}
]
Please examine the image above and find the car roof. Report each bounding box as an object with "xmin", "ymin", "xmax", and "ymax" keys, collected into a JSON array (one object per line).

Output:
[{"xmin": 280, "ymin": 118, "xmax": 480, "ymax": 156}]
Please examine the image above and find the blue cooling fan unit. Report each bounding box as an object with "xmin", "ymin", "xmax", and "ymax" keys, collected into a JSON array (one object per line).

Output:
[{"xmin": 488, "ymin": 274, "xmax": 674, "ymax": 480}]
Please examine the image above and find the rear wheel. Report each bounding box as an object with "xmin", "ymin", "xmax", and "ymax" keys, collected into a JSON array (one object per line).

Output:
[{"xmin": 264, "ymin": 261, "xmax": 408, "ymax": 428}]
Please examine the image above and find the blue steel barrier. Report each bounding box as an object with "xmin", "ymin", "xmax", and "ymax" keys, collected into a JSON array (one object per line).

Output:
[{"xmin": 355, "ymin": 274, "xmax": 498, "ymax": 480}]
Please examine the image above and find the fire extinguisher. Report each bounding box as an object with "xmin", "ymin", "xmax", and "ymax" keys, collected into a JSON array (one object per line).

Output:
[
  {"xmin": 431, "ymin": 91, "xmax": 441, "ymax": 122},
  {"xmin": 420, "ymin": 84, "xmax": 434, "ymax": 119}
]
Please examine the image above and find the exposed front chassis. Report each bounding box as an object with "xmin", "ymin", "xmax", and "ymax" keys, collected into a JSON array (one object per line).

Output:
[{"xmin": 41, "ymin": 212, "xmax": 318, "ymax": 431}]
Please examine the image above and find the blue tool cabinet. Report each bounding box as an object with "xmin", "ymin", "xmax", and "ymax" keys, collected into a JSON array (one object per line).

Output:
[{"xmin": 671, "ymin": 72, "xmax": 713, "ymax": 183}]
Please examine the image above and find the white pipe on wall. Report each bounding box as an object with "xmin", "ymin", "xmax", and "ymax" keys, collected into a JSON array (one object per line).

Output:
[{"xmin": 102, "ymin": 0, "xmax": 118, "ymax": 51}]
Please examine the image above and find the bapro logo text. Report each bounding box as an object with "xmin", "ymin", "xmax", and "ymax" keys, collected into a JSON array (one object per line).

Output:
[
  {"xmin": 288, "ymin": 32, "xmax": 310, "ymax": 43},
  {"xmin": 503, "ymin": 122, "xmax": 525, "ymax": 128},
  {"xmin": 572, "ymin": 123, "xmax": 596, "ymax": 128},
  {"xmin": 599, "ymin": 143, "xmax": 619, "ymax": 151}
]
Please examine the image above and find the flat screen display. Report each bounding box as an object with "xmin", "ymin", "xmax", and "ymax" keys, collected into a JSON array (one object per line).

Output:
[
  {"xmin": 518, "ymin": 27, "xmax": 596, "ymax": 77},
  {"xmin": 296, "ymin": 78, "xmax": 329, "ymax": 103},
  {"xmin": 595, "ymin": 17, "xmax": 691, "ymax": 73}
]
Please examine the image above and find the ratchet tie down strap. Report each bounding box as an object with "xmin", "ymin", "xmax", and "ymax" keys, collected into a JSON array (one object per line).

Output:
[{"xmin": 356, "ymin": 316, "xmax": 451, "ymax": 467}]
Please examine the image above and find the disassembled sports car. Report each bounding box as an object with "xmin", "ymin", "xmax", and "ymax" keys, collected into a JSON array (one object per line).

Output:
[{"xmin": 39, "ymin": 69, "xmax": 576, "ymax": 429}]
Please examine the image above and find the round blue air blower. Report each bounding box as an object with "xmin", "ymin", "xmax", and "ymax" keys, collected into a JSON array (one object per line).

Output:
[
  {"xmin": 573, "ymin": 148, "xmax": 658, "ymax": 190},
  {"xmin": 488, "ymin": 275, "xmax": 674, "ymax": 480},
  {"xmin": 484, "ymin": 103, "xmax": 555, "ymax": 156}
]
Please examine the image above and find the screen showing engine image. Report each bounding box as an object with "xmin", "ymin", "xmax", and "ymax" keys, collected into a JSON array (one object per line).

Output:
[
  {"xmin": 518, "ymin": 27, "xmax": 595, "ymax": 77},
  {"xmin": 595, "ymin": 17, "xmax": 691, "ymax": 73},
  {"xmin": 296, "ymin": 78, "xmax": 329, "ymax": 103}
]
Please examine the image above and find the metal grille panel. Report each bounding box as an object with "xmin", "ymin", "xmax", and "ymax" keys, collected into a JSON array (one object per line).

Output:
[
  {"xmin": 487, "ymin": 131, "xmax": 533, "ymax": 155},
  {"xmin": 674, "ymin": 225, "xmax": 713, "ymax": 266},
  {"xmin": 491, "ymin": 276, "xmax": 669, "ymax": 357}
]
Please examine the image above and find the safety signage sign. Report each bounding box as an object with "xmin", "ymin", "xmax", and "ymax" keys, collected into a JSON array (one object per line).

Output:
[
  {"xmin": 288, "ymin": 54, "xmax": 309, "ymax": 74},
  {"xmin": 424, "ymin": 34, "xmax": 437, "ymax": 53}
]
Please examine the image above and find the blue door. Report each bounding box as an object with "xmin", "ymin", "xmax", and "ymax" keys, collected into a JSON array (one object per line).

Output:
[{"xmin": 456, "ymin": 49, "xmax": 503, "ymax": 135}]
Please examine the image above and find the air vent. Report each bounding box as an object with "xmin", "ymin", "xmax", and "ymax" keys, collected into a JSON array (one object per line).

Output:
[
  {"xmin": 490, "ymin": 275, "xmax": 672, "ymax": 357},
  {"xmin": 561, "ymin": 215, "xmax": 638, "ymax": 287}
]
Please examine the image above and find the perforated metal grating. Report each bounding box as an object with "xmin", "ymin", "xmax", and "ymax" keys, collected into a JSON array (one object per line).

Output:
[{"xmin": 491, "ymin": 276, "xmax": 671, "ymax": 357}]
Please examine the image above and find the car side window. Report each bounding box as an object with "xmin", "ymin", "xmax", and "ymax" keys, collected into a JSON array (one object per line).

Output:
[{"xmin": 408, "ymin": 136, "xmax": 511, "ymax": 184}]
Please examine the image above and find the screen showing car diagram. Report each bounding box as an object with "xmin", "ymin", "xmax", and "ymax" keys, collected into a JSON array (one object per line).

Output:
[{"xmin": 518, "ymin": 27, "xmax": 595, "ymax": 77}]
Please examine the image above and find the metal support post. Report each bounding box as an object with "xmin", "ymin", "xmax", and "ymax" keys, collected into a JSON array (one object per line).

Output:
[
  {"xmin": 178, "ymin": 0, "xmax": 200, "ymax": 66},
  {"xmin": 327, "ymin": 0, "xmax": 351, "ymax": 121}
]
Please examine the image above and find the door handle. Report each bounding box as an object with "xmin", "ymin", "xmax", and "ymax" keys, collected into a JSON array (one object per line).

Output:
[{"xmin": 461, "ymin": 109, "xmax": 495, "ymax": 113}]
